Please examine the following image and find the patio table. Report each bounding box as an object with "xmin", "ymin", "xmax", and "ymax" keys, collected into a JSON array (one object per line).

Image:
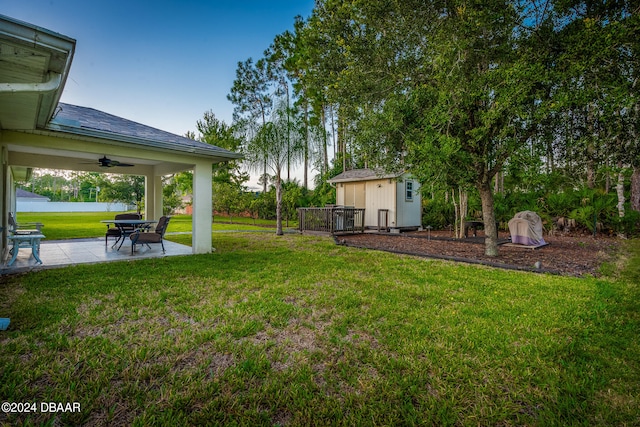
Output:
[
  {"xmin": 6, "ymin": 233, "xmax": 45, "ymax": 266},
  {"xmin": 101, "ymin": 219, "xmax": 157, "ymax": 250}
]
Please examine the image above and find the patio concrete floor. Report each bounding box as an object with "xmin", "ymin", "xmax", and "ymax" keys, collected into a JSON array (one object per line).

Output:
[{"xmin": 0, "ymin": 236, "xmax": 193, "ymax": 275}]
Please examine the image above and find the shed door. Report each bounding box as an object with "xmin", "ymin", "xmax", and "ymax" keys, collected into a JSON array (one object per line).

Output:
[{"xmin": 344, "ymin": 183, "xmax": 365, "ymax": 208}]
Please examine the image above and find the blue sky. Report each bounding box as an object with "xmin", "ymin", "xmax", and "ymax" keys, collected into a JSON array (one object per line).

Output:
[{"xmin": 3, "ymin": 0, "xmax": 315, "ymax": 138}]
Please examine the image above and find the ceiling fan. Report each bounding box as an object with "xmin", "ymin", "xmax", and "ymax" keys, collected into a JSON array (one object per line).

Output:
[{"xmin": 86, "ymin": 156, "xmax": 135, "ymax": 168}]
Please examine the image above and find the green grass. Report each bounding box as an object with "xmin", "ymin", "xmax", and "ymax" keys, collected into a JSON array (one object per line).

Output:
[
  {"xmin": 0, "ymin": 233, "xmax": 638, "ymax": 426},
  {"xmin": 213, "ymin": 214, "xmax": 297, "ymax": 228},
  {"xmin": 16, "ymin": 212, "xmax": 279, "ymax": 240}
]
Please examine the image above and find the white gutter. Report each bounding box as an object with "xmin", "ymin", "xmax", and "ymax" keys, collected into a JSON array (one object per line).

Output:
[{"xmin": 0, "ymin": 72, "xmax": 62, "ymax": 93}]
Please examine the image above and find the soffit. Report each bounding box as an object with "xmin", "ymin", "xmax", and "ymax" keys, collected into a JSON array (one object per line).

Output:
[{"xmin": 0, "ymin": 15, "xmax": 75, "ymax": 130}]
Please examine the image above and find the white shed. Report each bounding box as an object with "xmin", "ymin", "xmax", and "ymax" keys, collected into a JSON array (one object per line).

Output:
[{"xmin": 328, "ymin": 169, "xmax": 422, "ymax": 230}]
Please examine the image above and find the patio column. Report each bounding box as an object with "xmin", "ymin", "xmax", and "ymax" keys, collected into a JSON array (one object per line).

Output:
[
  {"xmin": 144, "ymin": 174, "xmax": 162, "ymax": 220},
  {"xmin": 153, "ymin": 175, "xmax": 163, "ymax": 219},
  {"xmin": 192, "ymin": 160, "xmax": 212, "ymax": 254},
  {"xmin": 1, "ymin": 145, "xmax": 7, "ymax": 254}
]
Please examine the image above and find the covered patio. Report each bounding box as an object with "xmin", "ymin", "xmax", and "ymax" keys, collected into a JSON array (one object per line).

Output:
[
  {"xmin": 0, "ymin": 15, "xmax": 241, "ymax": 264},
  {"xmin": 0, "ymin": 234, "xmax": 193, "ymax": 275}
]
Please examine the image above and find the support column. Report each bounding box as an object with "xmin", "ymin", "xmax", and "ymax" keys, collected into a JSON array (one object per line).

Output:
[
  {"xmin": 1, "ymin": 145, "xmax": 8, "ymax": 256},
  {"xmin": 192, "ymin": 160, "xmax": 212, "ymax": 254},
  {"xmin": 144, "ymin": 175, "xmax": 155, "ymax": 220},
  {"xmin": 145, "ymin": 174, "xmax": 164, "ymax": 220},
  {"xmin": 153, "ymin": 175, "xmax": 163, "ymax": 218}
]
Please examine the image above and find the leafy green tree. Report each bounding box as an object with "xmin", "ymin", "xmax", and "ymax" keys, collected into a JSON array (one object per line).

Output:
[
  {"xmin": 281, "ymin": 180, "xmax": 304, "ymax": 226},
  {"xmin": 213, "ymin": 181, "xmax": 243, "ymax": 223},
  {"xmin": 25, "ymin": 171, "xmax": 69, "ymax": 201},
  {"xmin": 162, "ymin": 175, "xmax": 183, "ymax": 215},
  {"xmin": 245, "ymin": 100, "xmax": 303, "ymax": 235},
  {"xmin": 99, "ymin": 175, "xmax": 144, "ymax": 213},
  {"xmin": 300, "ymin": 0, "xmax": 547, "ymax": 255},
  {"xmin": 196, "ymin": 110, "xmax": 248, "ymax": 187},
  {"xmin": 228, "ymin": 58, "xmax": 272, "ymax": 193}
]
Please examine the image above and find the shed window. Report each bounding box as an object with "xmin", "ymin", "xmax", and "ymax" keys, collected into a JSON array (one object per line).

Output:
[{"xmin": 405, "ymin": 181, "xmax": 414, "ymax": 202}]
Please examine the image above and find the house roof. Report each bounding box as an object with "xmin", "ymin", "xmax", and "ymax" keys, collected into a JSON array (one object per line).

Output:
[
  {"xmin": 328, "ymin": 168, "xmax": 406, "ymax": 184},
  {"xmin": 16, "ymin": 188, "xmax": 49, "ymax": 200},
  {"xmin": 44, "ymin": 103, "xmax": 242, "ymax": 161}
]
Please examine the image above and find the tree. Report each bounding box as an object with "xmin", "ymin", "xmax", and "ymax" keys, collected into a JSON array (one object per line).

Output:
[
  {"xmin": 228, "ymin": 58, "xmax": 272, "ymax": 193},
  {"xmin": 212, "ymin": 181, "xmax": 242, "ymax": 223},
  {"xmin": 196, "ymin": 110, "xmax": 248, "ymax": 189},
  {"xmin": 245, "ymin": 100, "xmax": 302, "ymax": 235},
  {"xmin": 99, "ymin": 175, "xmax": 145, "ymax": 213},
  {"xmin": 162, "ymin": 175, "xmax": 183, "ymax": 215},
  {"xmin": 300, "ymin": 0, "xmax": 544, "ymax": 255}
]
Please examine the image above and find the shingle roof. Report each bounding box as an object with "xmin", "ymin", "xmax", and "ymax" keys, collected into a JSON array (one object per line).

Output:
[
  {"xmin": 46, "ymin": 103, "xmax": 242, "ymax": 160},
  {"xmin": 16, "ymin": 188, "xmax": 49, "ymax": 200},
  {"xmin": 327, "ymin": 168, "xmax": 405, "ymax": 183}
]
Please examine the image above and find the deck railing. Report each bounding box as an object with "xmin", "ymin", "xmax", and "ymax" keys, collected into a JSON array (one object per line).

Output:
[{"xmin": 297, "ymin": 206, "xmax": 365, "ymax": 234}]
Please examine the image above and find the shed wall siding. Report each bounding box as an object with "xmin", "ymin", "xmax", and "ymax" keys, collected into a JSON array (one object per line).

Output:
[{"xmin": 364, "ymin": 179, "xmax": 396, "ymax": 227}]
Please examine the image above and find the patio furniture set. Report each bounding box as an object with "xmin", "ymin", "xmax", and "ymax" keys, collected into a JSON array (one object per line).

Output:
[
  {"xmin": 102, "ymin": 214, "xmax": 171, "ymax": 254},
  {"xmin": 4, "ymin": 213, "xmax": 171, "ymax": 267}
]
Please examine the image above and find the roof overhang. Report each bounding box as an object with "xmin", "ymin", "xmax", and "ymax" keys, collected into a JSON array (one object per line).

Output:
[
  {"xmin": 0, "ymin": 14, "xmax": 75, "ymax": 130},
  {"xmin": 328, "ymin": 168, "xmax": 406, "ymax": 184}
]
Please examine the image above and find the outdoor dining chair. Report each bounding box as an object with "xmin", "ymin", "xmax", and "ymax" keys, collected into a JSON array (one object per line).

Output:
[
  {"xmin": 129, "ymin": 216, "xmax": 171, "ymax": 254},
  {"xmin": 105, "ymin": 213, "xmax": 141, "ymax": 247}
]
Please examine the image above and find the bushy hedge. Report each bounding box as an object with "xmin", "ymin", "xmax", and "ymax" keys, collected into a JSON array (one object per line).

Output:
[{"xmin": 422, "ymin": 187, "xmax": 639, "ymax": 237}]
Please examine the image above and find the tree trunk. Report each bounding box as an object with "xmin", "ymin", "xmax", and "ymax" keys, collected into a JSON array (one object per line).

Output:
[
  {"xmin": 322, "ymin": 105, "xmax": 329, "ymax": 176},
  {"xmin": 478, "ymin": 180, "xmax": 499, "ymax": 256},
  {"xmin": 452, "ymin": 189, "xmax": 459, "ymax": 238},
  {"xmin": 304, "ymin": 102, "xmax": 309, "ymax": 189},
  {"xmin": 275, "ymin": 174, "xmax": 283, "ymax": 236},
  {"xmin": 631, "ymin": 166, "xmax": 640, "ymax": 213},
  {"xmin": 616, "ymin": 170, "xmax": 626, "ymax": 239},
  {"xmin": 451, "ymin": 187, "xmax": 468, "ymax": 238}
]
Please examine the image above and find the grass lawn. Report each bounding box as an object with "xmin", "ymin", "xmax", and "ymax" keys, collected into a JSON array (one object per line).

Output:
[
  {"xmin": 0, "ymin": 233, "xmax": 638, "ymax": 425},
  {"xmin": 16, "ymin": 212, "xmax": 279, "ymax": 240}
]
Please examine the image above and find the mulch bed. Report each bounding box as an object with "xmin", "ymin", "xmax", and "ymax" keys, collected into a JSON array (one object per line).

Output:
[{"xmin": 336, "ymin": 230, "xmax": 621, "ymax": 277}]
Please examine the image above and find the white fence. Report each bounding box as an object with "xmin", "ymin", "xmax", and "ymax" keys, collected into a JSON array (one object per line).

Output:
[{"xmin": 18, "ymin": 201, "xmax": 131, "ymax": 213}]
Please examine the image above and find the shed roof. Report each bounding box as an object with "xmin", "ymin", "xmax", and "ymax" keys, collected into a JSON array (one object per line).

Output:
[{"xmin": 328, "ymin": 168, "xmax": 406, "ymax": 184}]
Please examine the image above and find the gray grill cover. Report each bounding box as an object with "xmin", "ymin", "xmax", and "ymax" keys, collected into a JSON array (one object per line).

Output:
[{"xmin": 508, "ymin": 211, "xmax": 546, "ymax": 246}]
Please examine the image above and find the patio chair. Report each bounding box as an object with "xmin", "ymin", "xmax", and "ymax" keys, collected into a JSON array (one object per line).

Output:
[
  {"xmin": 8, "ymin": 212, "xmax": 44, "ymax": 235},
  {"xmin": 130, "ymin": 216, "xmax": 171, "ymax": 254},
  {"xmin": 105, "ymin": 213, "xmax": 141, "ymax": 247}
]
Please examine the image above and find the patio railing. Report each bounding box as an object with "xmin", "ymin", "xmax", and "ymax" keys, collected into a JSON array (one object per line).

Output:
[{"xmin": 297, "ymin": 206, "xmax": 365, "ymax": 234}]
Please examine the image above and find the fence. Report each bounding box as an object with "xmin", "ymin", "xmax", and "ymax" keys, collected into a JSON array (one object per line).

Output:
[
  {"xmin": 17, "ymin": 201, "xmax": 131, "ymax": 212},
  {"xmin": 297, "ymin": 206, "xmax": 365, "ymax": 234}
]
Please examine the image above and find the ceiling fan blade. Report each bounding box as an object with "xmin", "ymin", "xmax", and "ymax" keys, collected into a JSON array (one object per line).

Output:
[
  {"xmin": 79, "ymin": 156, "xmax": 135, "ymax": 168},
  {"xmin": 110, "ymin": 160, "xmax": 134, "ymax": 167}
]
